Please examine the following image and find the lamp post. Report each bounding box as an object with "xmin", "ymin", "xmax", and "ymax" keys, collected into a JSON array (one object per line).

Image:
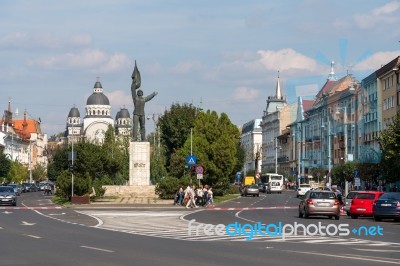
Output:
[
  {"xmin": 29, "ymin": 140, "xmax": 32, "ymax": 184},
  {"xmin": 71, "ymin": 125, "xmax": 74, "ymax": 198},
  {"xmin": 322, "ymin": 117, "xmax": 332, "ymax": 187},
  {"xmin": 274, "ymin": 137, "xmax": 281, "ymax": 174}
]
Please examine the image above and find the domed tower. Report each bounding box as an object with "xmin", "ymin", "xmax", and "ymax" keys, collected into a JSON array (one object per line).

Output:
[
  {"xmin": 83, "ymin": 78, "xmax": 114, "ymax": 144},
  {"xmin": 115, "ymin": 107, "xmax": 131, "ymax": 136},
  {"xmin": 66, "ymin": 105, "xmax": 82, "ymax": 143}
]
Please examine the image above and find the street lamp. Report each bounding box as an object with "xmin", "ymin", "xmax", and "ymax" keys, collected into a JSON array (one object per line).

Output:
[
  {"xmin": 321, "ymin": 118, "xmax": 333, "ymax": 187},
  {"xmin": 336, "ymin": 106, "xmax": 350, "ymax": 163},
  {"xmin": 274, "ymin": 137, "xmax": 281, "ymax": 174}
]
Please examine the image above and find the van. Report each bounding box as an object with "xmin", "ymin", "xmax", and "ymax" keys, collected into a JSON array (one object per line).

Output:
[{"xmin": 243, "ymin": 176, "xmax": 255, "ymax": 186}]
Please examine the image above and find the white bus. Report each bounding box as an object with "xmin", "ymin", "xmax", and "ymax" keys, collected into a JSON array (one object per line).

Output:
[{"xmin": 263, "ymin": 173, "xmax": 284, "ymax": 194}]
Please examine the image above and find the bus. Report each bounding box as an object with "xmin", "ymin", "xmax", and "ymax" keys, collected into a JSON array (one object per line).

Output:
[{"xmin": 261, "ymin": 173, "xmax": 284, "ymax": 194}]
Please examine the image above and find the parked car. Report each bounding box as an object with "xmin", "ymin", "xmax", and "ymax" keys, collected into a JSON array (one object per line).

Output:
[
  {"xmin": 8, "ymin": 184, "xmax": 22, "ymax": 196},
  {"xmin": 298, "ymin": 190, "xmax": 340, "ymax": 220},
  {"xmin": 0, "ymin": 186, "xmax": 17, "ymax": 206},
  {"xmin": 241, "ymin": 185, "xmax": 260, "ymax": 197},
  {"xmin": 373, "ymin": 192, "xmax": 400, "ymax": 221},
  {"xmin": 258, "ymin": 182, "xmax": 266, "ymax": 193},
  {"xmin": 343, "ymin": 191, "xmax": 361, "ymax": 216},
  {"xmin": 349, "ymin": 191, "xmax": 384, "ymax": 219},
  {"xmin": 296, "ymin": 184, "xmax": 311, "ymax": 198}
]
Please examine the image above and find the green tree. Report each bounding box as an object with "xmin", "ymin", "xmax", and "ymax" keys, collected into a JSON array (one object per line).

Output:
[
  {"xmin": 7, "ymin": 161, "xmax": 29, "ymax": 183},
  {"xmin": 158, "ymin": 103, "xmax": 197, "ymax": 170},
  {"xmin": 377, "ymin": 115, "xmax": 400, "ymax": 183},
  {"xmin": 32, "ymin": 164, "xmax": 47, "ymax": 182},
  {"xmin": 0, "ymin": 153, "xmax": 11, "ymax": 179},
  {"xmin": 169, "ymin": 110, "xmax": 241, "ymax": 195},
  {"xmin": 332, "ymin": 161, "xmax": 357, "ymax": 185}
]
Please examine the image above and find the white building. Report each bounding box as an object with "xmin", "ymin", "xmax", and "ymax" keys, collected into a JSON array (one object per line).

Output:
[
  {"xmin": 65, "ymin": 79, "xmax": 131, "ymax": 144},
  {"xmin": 240, "ymin": 119, "xmax": 262, "ymax": 175}
]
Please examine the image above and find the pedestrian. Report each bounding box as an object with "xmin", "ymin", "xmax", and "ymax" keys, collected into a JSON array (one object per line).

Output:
[
  {"xmin": 207, "ymin": 187, "xmax": 215, "ymax": 207},
  {"xmin": 185, "ymin": 184, "xmax": 198, "ymax": 209},
  {"xmin": 174, "ymin": 186, "xmax": 183, "ymax": 206}
]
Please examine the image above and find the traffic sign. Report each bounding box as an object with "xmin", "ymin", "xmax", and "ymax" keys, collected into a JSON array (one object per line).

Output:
[
  {"xmin": 197, "ymin": 174, "xmax": 203, "ymax": 180},
  {"xmin": 186, "ymin": 155, "xmax": 197, "ymax": 166},
  {"xmin": 196, "ymin": 165, "xmax": 204, "ymax": 174}
]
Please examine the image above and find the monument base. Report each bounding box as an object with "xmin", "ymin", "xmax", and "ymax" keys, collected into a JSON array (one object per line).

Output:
[
  {"xmin": 103, "ymin": 185, "xmax": 157, "ymax": 198},
  {"xmin": 129, "ymin": 141, "xmax": 150, "ymax": 185}
]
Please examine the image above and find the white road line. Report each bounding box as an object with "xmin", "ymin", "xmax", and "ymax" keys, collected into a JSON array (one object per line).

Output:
[
  {"xmin": 24, "ymin": 234, "xmax": 41, "ymax": 239},
  {"xmin": 354, "ymin": 248, "xmax": 400, "ymax": 253},
  {"xmin": 287, "ymin": 250, "xmax": 400, "ymax": 265},
  {"xmin": 80, "ymin": 246, "xmax": 114, "ymax": 253}
]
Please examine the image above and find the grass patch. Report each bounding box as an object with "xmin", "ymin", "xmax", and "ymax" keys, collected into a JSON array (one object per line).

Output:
[
  {"xmin": 52, "ymin": 196, "xmax": 71, "ymax": 206},
  {"xmin": 214, "ymin": 193, "xmax": 240, "ymax": 204}
]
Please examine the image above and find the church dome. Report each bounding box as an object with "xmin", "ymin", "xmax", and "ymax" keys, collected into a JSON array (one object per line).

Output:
[
  {"xmin": 119, "ymin": 108, "xmax": 130, "ymax": 118},
  {"xmin": 86, "ymin": 93, "xmax": 110, "ymax": 105},
  {"xmin": 86, "ymin": 80, "xmax": 110, "ymax": 105},
  {"xmin": 68, "ymin": 107, "xmax": 80, "ymax": 118}
]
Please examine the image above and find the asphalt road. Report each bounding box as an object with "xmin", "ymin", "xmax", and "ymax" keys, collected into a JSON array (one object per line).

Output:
[{"xmin": 1, "ymin": 190, "xmax": 399, "ymax": 265}]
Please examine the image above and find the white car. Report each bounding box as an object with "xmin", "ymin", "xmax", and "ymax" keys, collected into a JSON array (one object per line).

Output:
[{"xmin": 296, "ymin": 184, "xmax": 311, "ymax": 197}]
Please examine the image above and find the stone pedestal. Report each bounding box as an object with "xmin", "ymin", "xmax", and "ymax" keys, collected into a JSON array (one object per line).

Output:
[{"xmin": 129, "ymin": 141, "xmax": 150, "ymax": 185}]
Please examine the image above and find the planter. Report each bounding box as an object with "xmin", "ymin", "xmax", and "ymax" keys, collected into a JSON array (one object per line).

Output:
[{"xmin": 71, "ymin": 195, "xmax": 90, "ymax": 204}]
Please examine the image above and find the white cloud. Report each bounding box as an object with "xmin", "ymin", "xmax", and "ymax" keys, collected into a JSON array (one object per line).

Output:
[
  {"xmin": 353, "ymin": 51, "xmax": 400, "ymax": 71},
  {"xmin": 28, "ymin": 49, "xmax": 131, "ymax": 73},
  {"xmin": 231, "ymin": 86, "xmax": 259, "ymax": 102},
  {"xmin": 107, "ymin": 90, "xmax": 132, "ymax": 110},
  {"xmin": 257, "ymin": 48, "xmax": 318, "ymax": 72},
  {"xmin": 0, "ymin": 32, "xmax": 92, "ymax": 49},
  {"xmin": 171, "ymin": 60, "xmax": 204, "ymax": 74},
  {"xmin": 353, "ymin": 1, "xmax": 400, "ymax": 29},
  {"xmin": 68, "ymin": 33, "xmax": 92, "ymax": 46}
]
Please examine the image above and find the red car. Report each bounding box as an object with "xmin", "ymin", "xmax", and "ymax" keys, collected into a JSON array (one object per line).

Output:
[{"xmin": 349, "ymin": 191, "xmax": 384, "ymax": 219}]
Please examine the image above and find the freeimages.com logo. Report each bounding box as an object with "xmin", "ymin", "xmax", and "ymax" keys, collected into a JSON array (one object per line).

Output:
[{"xmin": 188, "ymin": 220, "xmax": 384, "ymax": 240}]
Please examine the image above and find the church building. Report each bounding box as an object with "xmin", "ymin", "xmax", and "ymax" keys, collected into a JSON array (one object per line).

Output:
[{"xmin": 65, "ymin": 79, "xmax": 131, "ymax": 144}]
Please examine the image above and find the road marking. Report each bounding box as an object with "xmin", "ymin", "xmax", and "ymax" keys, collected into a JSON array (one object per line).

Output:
[
  {"xmin": 80, "ymin": 246, "xmax": 114, "ymax": 253},
  {"xmin": 286, "ymin": 250, "xmax": 400, "ymax": 265},
  {"xmin": 24, "ymin": 234, "xmax": 41, "ymax": 239},
  {"xmin": 354, "ymin": 248, "xmax": 400, "ymax": 253},
  {"xmin": 0, "ymin": 207, "xmax": 62, "ymax": 210},
  {"xmin": 2, "ymin": 211, "xmax": 13, "ymax": 214},
  {"xmin": 21, "ymin": 221, "xmax": 36, "ymax": 226},
  {"xmin": 48, "ymin": 213, "xmax": 66, "ymax": 216},
  {"xmin": 207, "ymin": 206, "xmax": 298, "ymax": 211}
]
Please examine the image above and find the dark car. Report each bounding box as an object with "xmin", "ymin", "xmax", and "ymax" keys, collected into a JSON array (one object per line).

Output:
[
  {"xmin": 373, "ymin": 192, "xmax": 400, "ymax": 221},
  {"xmin": 242, "ymin": 185, "xmax": 260, "ymax": 197},
  {"xmin": 299, "ymin": 190, "xmax": 340, "ymax": 220},
  {"xmin": 258, "ymin": 182, "xmax": 266, "ymax": 193},
  {"xmin": 8, "ymin": 184, "xmax": 22, "ymax": 196},
  {"xmin": 0, "ymin": 186, "xmax": 17, "ymax": 206}
]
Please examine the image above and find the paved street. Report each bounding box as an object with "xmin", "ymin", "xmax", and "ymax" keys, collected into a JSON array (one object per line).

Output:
[{"xmin": 1, "ymin": 190, "xmax": 400, "ymax": 265}]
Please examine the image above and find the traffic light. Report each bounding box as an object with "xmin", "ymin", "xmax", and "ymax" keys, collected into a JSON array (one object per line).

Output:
[
  {"xmin": 69, "ymin": 165, "xmax": 74, "ymax": 173},
  {"xmin": 190, "ymin": 165, "xmax": 196, "ymax": 177}
]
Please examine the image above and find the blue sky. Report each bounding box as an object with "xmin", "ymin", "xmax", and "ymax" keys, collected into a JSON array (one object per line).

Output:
[{"xmin": 1, "ymin": 0, "xmax": 399, "ymax": 136}]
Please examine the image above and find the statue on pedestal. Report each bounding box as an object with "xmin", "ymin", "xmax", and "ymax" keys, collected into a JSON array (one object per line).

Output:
[{"xmin": 130, "ymin": 61, "xmax": 158, "ymax": 141}]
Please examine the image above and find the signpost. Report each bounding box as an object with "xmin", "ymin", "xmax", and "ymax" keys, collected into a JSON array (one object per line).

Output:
[{"xmin": 196, "ymin": 165, "xmax": 204, "ymax": 185}]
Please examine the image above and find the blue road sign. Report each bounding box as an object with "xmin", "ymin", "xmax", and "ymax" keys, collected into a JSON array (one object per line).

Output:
[{"xmin": 186, "ymin": 155, "xmax": 197, "ymax": 166}]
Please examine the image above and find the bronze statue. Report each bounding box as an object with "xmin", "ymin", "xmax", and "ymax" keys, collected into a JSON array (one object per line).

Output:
[{"xmin": 130, "ymin": 61, "xmax": 158, "ymax": 141}]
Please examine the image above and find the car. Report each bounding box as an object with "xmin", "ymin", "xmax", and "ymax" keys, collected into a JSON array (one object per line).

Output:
[
  {"xmin": 7, "ymin": 184, "xmax": 22, "ymax": 196},
  {"xmin": 349, "ymin": 191, "xmax": 384, "ymax": 219},
  {"xmin": 343, "ymin": 191, "xmax": 361, "ymax": 216},
  {"xmin": 242, "ymin": 185, "xmax": 260, "ymax": 197},
  {"xmin": 0, "ymin": 186, "xmax": 17, "ymax": 206},
  {"xmin": 296, "ymin": 184, "xmax": 311, "ymax": 197},
  {"xmin": 298, "ymin": 190, "xmax": 340, "ymax": 220},
  {"xmin": 257, "ymin": 182, "xmax": 266, "ymax": 193},
  {"xmin": 373, "ymin": 192, "xmax": 400, "ymax": 221}
]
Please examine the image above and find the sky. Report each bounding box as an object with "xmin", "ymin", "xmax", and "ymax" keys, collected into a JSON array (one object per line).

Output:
[{"xmin": 1, "ymin": 0, "xmax": 400, "ymax": 137}]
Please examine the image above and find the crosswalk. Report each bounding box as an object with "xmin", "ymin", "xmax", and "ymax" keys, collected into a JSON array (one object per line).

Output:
[{"xmin": 78, "ymin": 210, "xmax": 400, "ymax": 247}]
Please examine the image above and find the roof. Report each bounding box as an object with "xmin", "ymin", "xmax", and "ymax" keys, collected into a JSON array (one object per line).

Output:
[
  {"xmin": 376, "ymin": 56, "xmax": 400, "ymax": 78},
  {"xmin": 86, "ymin": 93, "xmax": 110, "ymax": 105},
  {"xmin": 68, "ymin": 107, "xmax": 80, "ymax": 118}
]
